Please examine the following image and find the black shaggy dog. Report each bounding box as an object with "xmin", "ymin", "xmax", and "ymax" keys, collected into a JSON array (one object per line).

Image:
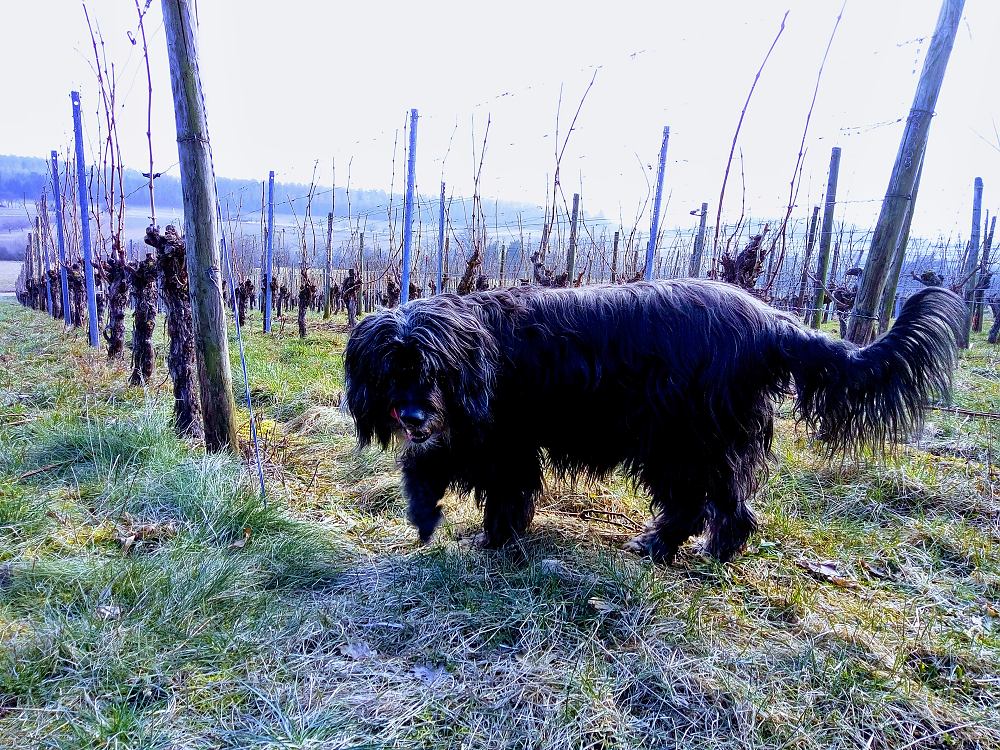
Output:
[{"xmin": 344, "ymin": 280, "xmax": 964, "ymax": 563}]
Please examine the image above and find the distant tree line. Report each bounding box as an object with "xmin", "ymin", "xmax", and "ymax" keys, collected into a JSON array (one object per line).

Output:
[{"xmin": 0, "ymin": 154, "xmax": 538, "ymax": 226}]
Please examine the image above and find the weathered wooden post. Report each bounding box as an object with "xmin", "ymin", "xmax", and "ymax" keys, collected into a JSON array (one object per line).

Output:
[
  {"xmin": 796, "ymin": 206, "xmax": 821, "ymax": 311},
  {"xmin": 37, "ymin": 214, "xmax": 53, "ymax": 315},
  {"xmin": 400, "ymin": 108, "xmax": 419, "ymax": 305},
  {"xmin": 878, "ymin": 150, "xmax": 925, "ymax": 333},
  {"xmin": 324, "ymin": 211, "xmax": 333, "ymax": 318},
  {"xmin": 645, "ymin": 126, "xmax": 670, "ymax": 281},
  {"xmin": 810, "ymin": 147, "xmax": 842, "ymax": 329},
  {"xmin": 436, "ymin": 181, "xmax": 446, "ymax": 294},
  {"xmin": 51, "ymin": 151, "xmax": 72, "ymax": 327},
  {"xmin": 959, "ymin": 177, "xmax": 984, "ymax": 348},
  {"xmin": 25, "ymin": 233, "xmax": 34, "ymax": 308},
  {"xmin": 31, "ymin": 222, "xmax": 43, "ymax": 311},
  {"xmin": 566, "ymin": 193, "xmax": 580, "ymax": 283},
  {"xmin": 610, "ymin": 231, "xmax": 620, "ymax": 283},
  {"xmin": 847, "ymin": 0, "xmax": 964, "ymax": 345},
  {"xmin": 688, "ymin": 203, "xmax": 708, "ymax": 277},
  {"xmin": 161, "ymin": 0, "xmax": 238, "ymax": 452},
  {"xmin": 70, "ymin": 91, "xmax": 99, "ymax": 346},
  {"xmin": 264, "ymin": 170, "xmax": 275, "ymax": 332},
  {"xmin": 973, "ymin": 215, "xmax": 996, "ymax": 332}
]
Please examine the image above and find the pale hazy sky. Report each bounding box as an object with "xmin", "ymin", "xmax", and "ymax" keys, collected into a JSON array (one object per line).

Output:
[{"xmin": 2, "ymin": 1, "xmax": 997, "ymax": 241}]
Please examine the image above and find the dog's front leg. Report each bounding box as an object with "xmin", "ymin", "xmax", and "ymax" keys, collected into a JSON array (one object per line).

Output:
[{"xmin": 401, "ymin": 454, "xmax": 452, "ymax": 543}]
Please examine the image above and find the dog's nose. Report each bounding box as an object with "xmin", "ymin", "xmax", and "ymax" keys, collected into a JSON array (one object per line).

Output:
[{"xmin": 398, "ymin": 407, "xmax": 427, "ymax": 429}]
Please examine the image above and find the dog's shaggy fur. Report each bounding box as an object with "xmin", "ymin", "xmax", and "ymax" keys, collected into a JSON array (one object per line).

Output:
[{"xmin": 344, "ymin": 280, "xmax": 964, "ymax": 563}]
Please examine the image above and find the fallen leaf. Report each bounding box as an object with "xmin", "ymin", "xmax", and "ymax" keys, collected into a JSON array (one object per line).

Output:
[
  {"xmin": 861, "ymin": 560, "xmax": 894, "ymax": 581},
  {"xmin": 228, "ymin": 526, "xmax": 252, "ymax": 550},
  {"xmin": 96, "ymin": 604, "xmax": 122, "ymax": 621},
  {"xmin": 413, "ymin": 664, "xmax": 449, "ymax": 685},
  {"xmin": 118, "ymin": 534, "xmax": 137, "ymax": 556},
  {"xmin": 339, "ymin": 641, "xmax": 376, "ymax": 660},
  {"xmin": 796, "ymin": 559, "xmax": 860, "ymax": 589},
  {"xmin": 115, "ymin": 520, "xmax": 178, "ymax": 555},
  {"xmin": 588, "ymin": 597, "xmax": 618, "ymax": 615},
  {"xmin": 133, "ymin": 521, "xmax": 178, "ymax": 541}
]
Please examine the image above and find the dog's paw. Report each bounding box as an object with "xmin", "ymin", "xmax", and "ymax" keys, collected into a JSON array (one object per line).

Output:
[
  {"xmin": 410, "ymin": 509, "xmax": 442, "ymax": 544},
  {"xmin": 462, "ymin": 530, "xmax": 514, "ymax": 550},
  {"xmin": 624, "ymin": 532, "xmax": 678, "ymax": 564},
  {"xmin": 468, "ymin": 531, "xmax": 497, "ymax": 549}
]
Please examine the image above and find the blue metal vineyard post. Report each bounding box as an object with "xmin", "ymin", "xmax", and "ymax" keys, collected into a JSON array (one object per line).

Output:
[
  {"xmin": 50, "ymin": 151, "xmax": 71, "ymax": 327},
  {"xmin": 436, "ymin": 180, "xmax": 445, "ymax": 295},
  {"xmin": 71, "ymin": 91, "xmax": 99, "ymax": 346},
  {"xmin": 644, "ymin": 125, "xmax": 670, "ymax": 281},
  {"xmin": 264, "ymin": 170, "xmax": 275, "ymax": 332},
  {"xmin": 400, "ymin": 108, "xmax": 418, "ymax": 305}
]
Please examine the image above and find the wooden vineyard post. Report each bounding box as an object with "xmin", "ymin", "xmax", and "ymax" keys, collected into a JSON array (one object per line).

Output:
[
  {"xmin": 436, "ymin": 181, "xmax": 446, "ymax": 295},
  {"xmin": 959, "ymin": 177, "xmax": 984, "ymax": 348},
  {"xmin": 796, "ymin": 206, "xmax": 821, "ymax": 311},
  {"xmin": 324, "ymin": 211, "xmax": 333, "ymax": 318},
  {"xmin": 70, "ymin": 91, "xmax": 99, "ymax": 346},
  {"xmin": 51, "ymin": 151, "xmax": 72, "ymax": 327},
  {"xmin": 810, "ymin": 147, "xmax": 842, "ymax": 329},
  {"xmin": 878, "ymin": 151, "xmax": 925, "ymax": 333},
  {"xmin": 688, "ymin": 203, "xmax": 708, "ymax": 278},
  {"xmin": 400, "ymin": 108, "xmax": 419, "ymax": 305},
  {"xmin": 847, "ymin": 0, "xmax": 964, "ymax": 345},
  {"xmin": 973, "ymin": 216, "xmax": 996, "ymax": 332},
  {"xmin": 38, "ymin": 215, "xmax": 53, "ymax": 315},
  {"xmin": 161, "ymin": 0, "xmax": 238, "ymax": 452},
  {"xmin": 264, "ymin": 171, "xmax": 275, "ymax": 332},
  {"xmin": 25, "ymin": 232, "xmax": 33, "ymax": 307},
  {"xmin": 610, "ymin": 231, "xmax": 620, "ymax": 283},
  {"xmin": 566, "ymin": 193, "xmax": 580, "ymax": 283},
  {"xmin": 645, "ymin": 126, "xmax": 670, "ymax": 281},
  {"xmin": 358, "ymin": 232, "xmax": 365, "ymax": 312}
]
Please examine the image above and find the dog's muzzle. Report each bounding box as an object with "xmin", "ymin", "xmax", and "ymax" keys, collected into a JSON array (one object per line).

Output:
[{"xmin": 393, "ymin": 407, "xmax": 432, "ymax": 443}]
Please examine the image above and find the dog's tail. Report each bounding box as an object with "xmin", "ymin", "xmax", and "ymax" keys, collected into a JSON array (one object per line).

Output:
[{"xmin": 780, "ymin": 287, "xmax": 965, "ymax": 453}]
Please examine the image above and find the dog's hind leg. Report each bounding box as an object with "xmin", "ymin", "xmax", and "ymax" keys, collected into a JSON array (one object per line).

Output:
[
  {"xmin": 475, "ymin": 485, "xmax": 538, "ymax": 549},
  {"xmin": 625, "ymin": 470, "xmax": 708, "ymax": 564},
  {"xmin": 702, "ymin": 464, "xmax": 758, "ymax": 563},
  {"xmin": 473, "ymin": 454, "xmax": 542, "ymax": 549},
  {"xmin": 703, "ymin": 418, "xmax": 770, "ymax": 561}
]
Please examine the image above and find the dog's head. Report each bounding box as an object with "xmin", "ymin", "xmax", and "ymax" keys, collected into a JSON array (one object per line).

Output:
[{"xmin": 344, "ymin": 296, "xmax": 498, "ymax": 450}]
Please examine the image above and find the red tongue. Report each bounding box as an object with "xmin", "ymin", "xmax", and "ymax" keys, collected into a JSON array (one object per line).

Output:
[{"xmin": 391, "ymin": 408, "xmax": 412, "ymax": 437}]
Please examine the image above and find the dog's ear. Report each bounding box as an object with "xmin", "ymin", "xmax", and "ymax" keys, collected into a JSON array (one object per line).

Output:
[
  {"xmin": 411, "ymin": 300, "xmax": 498, "ymax": 427},
  {"xmin": 344, "ymin": 311, "xmax": 400, "ymax": 448}
]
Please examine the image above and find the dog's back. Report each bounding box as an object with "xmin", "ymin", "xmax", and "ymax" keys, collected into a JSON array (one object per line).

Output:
[{"xmin": 459, "ymin": 280, "xmax": 791, "ymax": 475}]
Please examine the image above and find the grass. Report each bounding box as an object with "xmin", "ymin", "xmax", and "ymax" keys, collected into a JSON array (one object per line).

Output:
[{"xmin": 0, "ymin": 301, "xmax": 998, "ymax": 749}]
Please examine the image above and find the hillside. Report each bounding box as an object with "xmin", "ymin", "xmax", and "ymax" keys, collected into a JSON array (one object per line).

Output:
[{"xmin": 0, "ymin": 154, "xmax": 541, "ymax": 226}]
